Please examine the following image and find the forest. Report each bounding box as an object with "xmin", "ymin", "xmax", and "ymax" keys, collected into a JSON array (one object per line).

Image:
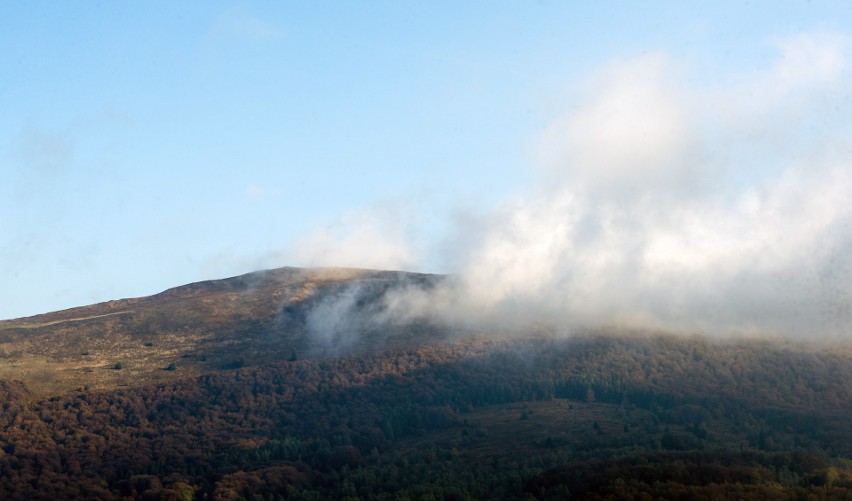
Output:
[{"xmin": 0, "ymin": 333, "xmax": 850, "ymax": 499}]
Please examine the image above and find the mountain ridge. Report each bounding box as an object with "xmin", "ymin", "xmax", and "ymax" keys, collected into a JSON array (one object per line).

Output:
[{"xmin": 0, "ymin": 266, "xmax": 444, "ymax": 396}]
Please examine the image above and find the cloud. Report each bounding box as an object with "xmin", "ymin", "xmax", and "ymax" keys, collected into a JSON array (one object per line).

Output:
[
  {"xmin": 283, "ymin": 31, "xmax": 852, "ymax": 342},
  {"xmin": 407, "ymin": 32, "xmax": 852, "ymax": 340},
  {"xmin": 213, "ymin": 6, "xmax": 282, "ymax": 41},
  {"xmin": 244, "ymin": 183, "xmax": 282, "ymax": 199},
  {"xmin": 8, "ymin": 108, "xmax": 131, "ymax": 178},
  {"xmin": 535, "ymin": 53, "xmax": 694, "ymax": 195},
  {"xmin": 289, "ymin": 205, "xmax": 420, "ymax": 271},
  {"xmin": 709, "ymin": 32, "xmax": 849, "ymax": 139},
  {"xmin": 12, "ymin": 125, "xmax": 74, "ymax": 174},
  {"xmin": 771, "ymin": 32, "xmax": 847, "ymax": 92}
]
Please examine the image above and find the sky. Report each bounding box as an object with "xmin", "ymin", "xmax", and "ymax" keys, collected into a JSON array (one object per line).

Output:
[{"xmin": 2, "ymin": 2, "xmax": 852, "ymax": 339}]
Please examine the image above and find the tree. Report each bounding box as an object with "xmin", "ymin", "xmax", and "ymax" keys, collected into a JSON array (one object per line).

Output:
[{"xmin": 585, "ymin": 387, "xmax": 596, "ymax": 402}]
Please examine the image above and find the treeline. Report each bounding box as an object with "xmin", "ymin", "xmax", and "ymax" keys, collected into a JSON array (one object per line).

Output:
[
  {"xmin": 525, "ymin": 450, "xmax": 852, "ymax": 500},
  {"xmin": 0, "ymin": 335, "xmax": 849, "ymax": 499}
]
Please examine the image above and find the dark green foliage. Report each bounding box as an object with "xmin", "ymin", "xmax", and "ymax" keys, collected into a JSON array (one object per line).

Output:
[
  {"xmin": 524, "ymin": 450, "xmax": 844, "ymax": 500},
  {"xmin": 0, "ymin": 335, "xmax": 848, "ymax": 499}
]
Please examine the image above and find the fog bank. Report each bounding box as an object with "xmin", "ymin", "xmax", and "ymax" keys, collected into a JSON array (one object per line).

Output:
[{"xmin": 296, "ymin": 34, "xmax": 852, "ymax": 341}]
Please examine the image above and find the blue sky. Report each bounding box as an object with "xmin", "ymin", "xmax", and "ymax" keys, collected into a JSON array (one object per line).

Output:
[{"xmin": 2, "ymin": 2, "xmax": 852, "ymax": 325}]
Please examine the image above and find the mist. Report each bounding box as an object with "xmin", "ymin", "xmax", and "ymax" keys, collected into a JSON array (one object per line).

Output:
[{"xmin": 293, "ymin": 34, "xmax": 852, "ymax": 341}]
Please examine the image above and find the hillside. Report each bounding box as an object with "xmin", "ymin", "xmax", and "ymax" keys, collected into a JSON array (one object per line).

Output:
[
  {"xmin": 0, "ymin": 267, "xmax": 850, "ymax": 499},
  {"xmin": 0, "ymin": 267, "xmax": 444, "ymax": 396}
]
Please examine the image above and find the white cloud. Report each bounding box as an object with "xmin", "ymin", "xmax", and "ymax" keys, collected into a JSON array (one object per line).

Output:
[
  {"xmin": 708, "ymin": 32, "xmax": 848, "ymax": 132},
  {"xmin": 437, "ymin": 34, "xmax": 852, "ymax": 340},
  {"xmin": 283, "ymin": 32, "xmax": 852, "ymax": 341},
  {"xmin": 289, "ymin": 206, "xmax": 419, "ymax": 271},
  {"xmin": 771, "ymin": 32, "xmax": 847, "ymax": 92},
  {"xmin": 535, "ymin": 53, "xmax": 694, "ymax": 194}
]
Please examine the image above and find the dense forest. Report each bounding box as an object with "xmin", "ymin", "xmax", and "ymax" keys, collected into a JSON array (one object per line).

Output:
[{"xmin": 0, "ymin": 333, "xmax": 850, "ymax": 499}]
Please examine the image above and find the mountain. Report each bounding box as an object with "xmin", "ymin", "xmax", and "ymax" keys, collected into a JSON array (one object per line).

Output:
[
  {"xmin": 0, "ymin": 267, "xmax": 444, "ymax": 396},
  {"xmin": 0, "ymin": 267, "xmax": 850, "ymax": 499}
]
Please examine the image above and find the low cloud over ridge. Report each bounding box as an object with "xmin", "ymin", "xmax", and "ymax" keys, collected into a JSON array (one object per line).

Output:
[{"xmin": 296, "ymin": 33, "xmax": 852, "ymax": 340}]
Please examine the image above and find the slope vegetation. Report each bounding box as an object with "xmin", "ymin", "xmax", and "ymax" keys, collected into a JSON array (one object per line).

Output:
[
  {"xmin": 0, "ymin": 267, "xmax": 441, "ymax": 395},
  {"xmin": 0, "ymin": 267, "xmax": 850, "ymax": 499}
]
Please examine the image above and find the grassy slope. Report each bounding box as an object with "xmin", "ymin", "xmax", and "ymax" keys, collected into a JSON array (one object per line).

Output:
[{"xmin": 0, "ymin": 267, "xmax": 442, "ymax": 396}]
